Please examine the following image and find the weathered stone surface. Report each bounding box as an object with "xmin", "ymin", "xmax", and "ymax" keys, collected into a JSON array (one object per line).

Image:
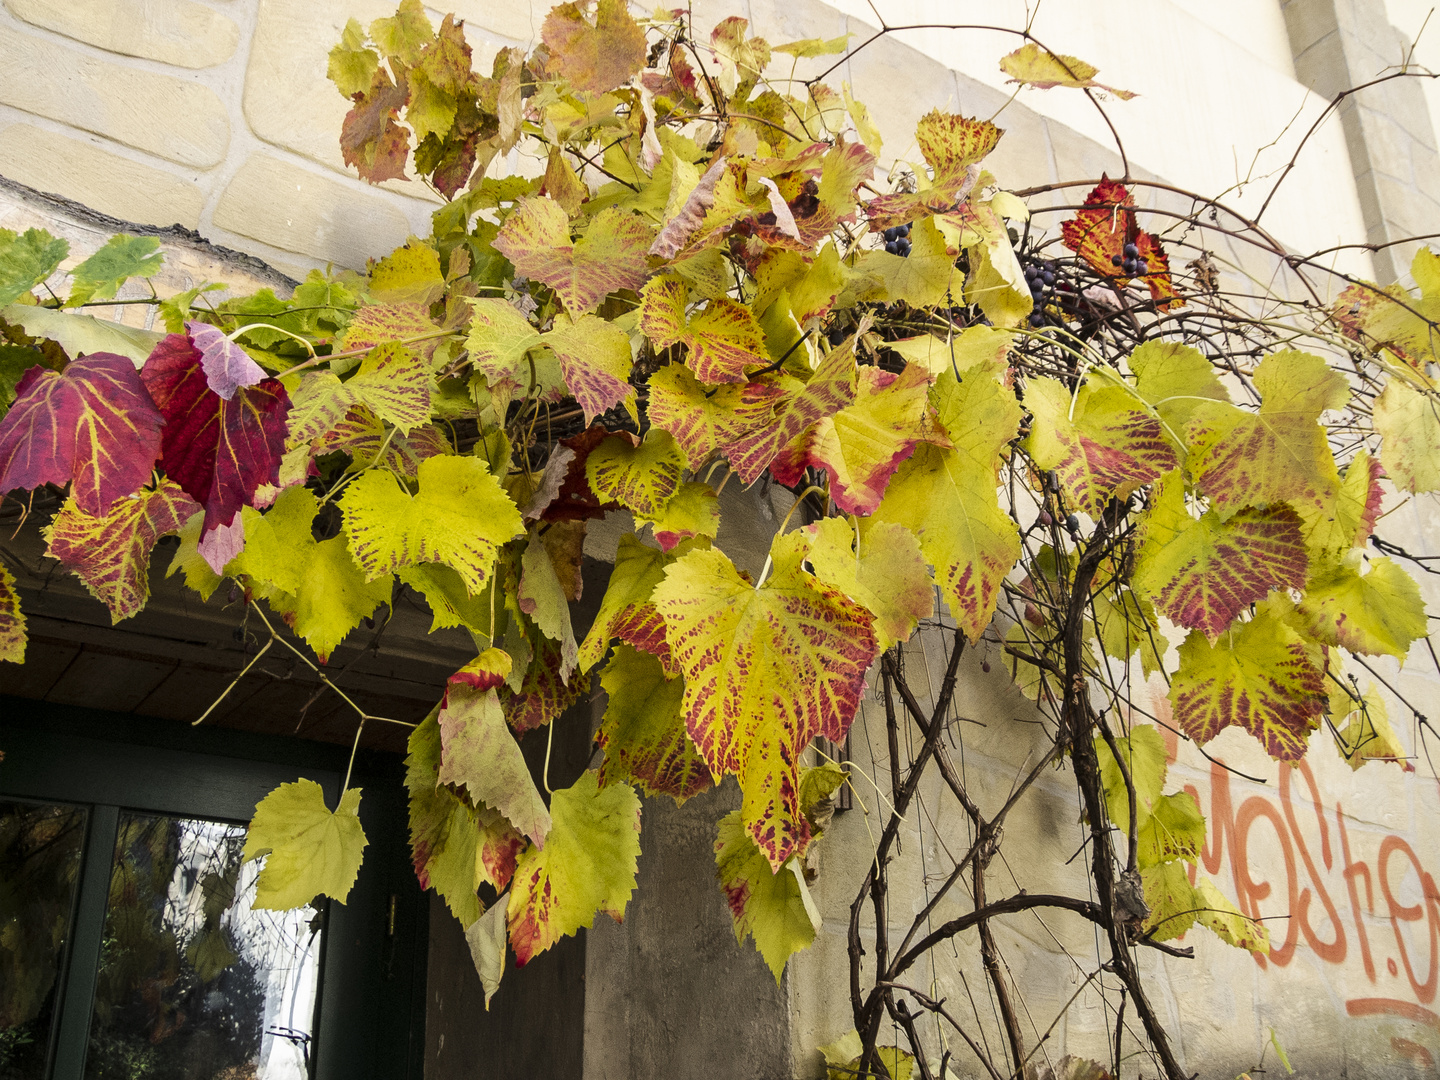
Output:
[
  {"xmin": 213, "ymin": 153, "xmax": 411, "ymax": 269},
  {"xmin": 0, "ymin": 124, "xmax": 205, "ymax": 229},
  {"xmin": 0, "ymin": 33, "xmax": 228, "ymax": 166},
  {"xmin": 4, "ymin": 0, "xmax": 240, "ymax": 69}
]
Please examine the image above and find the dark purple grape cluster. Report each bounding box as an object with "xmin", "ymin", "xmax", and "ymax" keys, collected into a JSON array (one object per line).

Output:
[
  {"xmin": 882, "ymin": 223, "xmax": 912, "ymax": 256},
  {"xmin": 1025, "ymin": 260, "xmax": 1059, "ymax": 327},
  {"xmin": 1110, "ymin": 242, "xmax": 1149, "ymax": 277}
]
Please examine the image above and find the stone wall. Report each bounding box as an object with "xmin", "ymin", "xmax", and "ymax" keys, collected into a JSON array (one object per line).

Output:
[{"xmin": 2, "ymin": 0, "xmax": 1438, "ymax": 1077}]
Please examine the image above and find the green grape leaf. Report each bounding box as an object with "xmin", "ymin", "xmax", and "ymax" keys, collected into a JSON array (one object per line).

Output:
[
  {"xmin": 1129, "ymin": 340, "xmax": 1229, "ymax": 431},
  {"xmin": 653, "ymin": 534, "xmax": 878, "ymax": 869},
  {"xmin": 873, "ymin": 364, "xmax": 1021, "ymax": 643},
  {"xmin": 1135, "ymin": 791, "xmax": 1206, "ymax": 869},
  {"xmin": 775, "ymin": 361, "xmax": 935, "ymax": 515},
  {"xmin": 369, "ymin": 0, "xmax": 433, "ymax": 64},
  {"xmin": 1000, "ymin": 42, "xmax": 1136, "ymax": 98},
  {"xmin": 343, "ymin": 454, "xmax": 523, "ymax": 593},
  {"xmin": 1295, "ymin": 556, "xmax": 1428, "ymax": 659},
  {"xmin": 1372, "ymin": 375, "xmax": 1440, "ymax": 493},
  {"xmin": 368, "ymin": 238, "xmax": 446, "ymax": 306},
  {"xmin": 1330, "ymin": 681, "xmax": 1412, "ymax": 771},
  {"xmin": 1132, "ymin": 471, "xmax": 1308, "ymax": 638},
  {"xmin": 0, "ymin": 228, "xmax": 68, "ymax": 306},
  {"xmin": 585, "ymin": 430, "xmax": 686, "ymax": 518},
  {"xmin": 1187, "ymin": 351, "xmax": 1346, "ymax": 519},
  {"xmin": 598, "ymin": 643, "xmax": 711, "ymax": 804},
  {"xmin": 506, "ymin": 769, "xmax": 641, "ymax": 965},
  {"xmin": 463, "ymin": 298, "xmax": 547, "ymax": 415},
  {"xmin": 407, "ymin": 712, "xmax": 483, "ymax": 925},
  {"xmin": 1090, "ymin": 585, "xmax": 1166, "ymax": 677},
  {"xmin": 541, "ymin": 0, "xmax": 646, "ymax": 94},
  {"xmin": 1093, "ymin": 724, "xmax": 1167, "ymax": 834},
  {"xmin": 327, "ymin": 17, "xmax": 379, "ymax": 98},
  {"xmin": 67, "ymin": 235, "xmax": 163, "ymax": 305},
  {"xmin": 646, "ymin": 481, "xmax": 720, "ymax": 551},
  {"xmin": 773, "ymin": 34, "xmax": 851, "ymax": 58},
  {"xmin": 714, "ymin": 810, "xmax": 819, "ymax": 982},
  {"xmin": 1170, "ymin": 611, "xmax": 1326, "ymax": 761},
  {"xmin": 165, "ymin": 511, "xmax": 223, "ymax": 601},
  {"xmin": 577, "ymin": 533, "xmax": 683, "ymax": 673},
  {"xmin": 1142, "ymin": 861, "xmax": 1268, "ymax": 952},
  {"xmin": 0, "ymin": 562, "xmax": 25, "ymax": 664},
  {"xmin": 43, "ymin": 480, "xmax": 199, "ymax": 622},
  {"xmin": 243, "ymin": 780, "xmax": 367, "ymax": 910},
  {"xmin": 803, "ymin": 517, "xmax": 932, "ymax": 651},
  {"xmin": 647, "ymin": 363, "xmax": 784, "ymax": 470},
  {"xmin": 639, "ymin": 276, "xmax": 765, "ymax": 385},
  {"xmin": 1025, "ymin": 376, "xmax": 1179, "ymax": 517},
  {"xmin": 1, "ymin": 303, "xmax": 164, "ymax": 367},
  {"xmin": 437, "ymin": 681, "xmax": 552, "ymax": 846},
  {"xmin": 543, "ymin": 315, "xmax": 637, "ymax": 424},
  {"xmin": 517, "ymin": 528, "xmax": 578, "ymax": 677},
  {"xmin": 494, "ymin": 199, "xmax": 651, "ymax": 316},
  {"xmin": 465, "ymin": 901, "xmax": 508, "ymax": 1009}
]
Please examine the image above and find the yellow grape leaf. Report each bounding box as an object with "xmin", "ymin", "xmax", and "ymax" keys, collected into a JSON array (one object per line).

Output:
[
  {"xmin": 1142, "ymin": 861, "xmax": 1268, "ymax": 951},
  {"xmin": 653, "ymin": 534, "xmax": 878, "ymax": 869},
  {"xmin": 438, "ymin": 682, "xmax": 552, "ymax": 846},
  {"xmin": 369, "ymin": 0, "xmax": 433, "ymax": 65},
  {"xmin": 1372, "ymin": 375, "xmax": 1440, "ymax": 493},
  {"xmin": 843, "ymin": 82, "xmax": 881, "ymax": 157},
  {"xmin": 43, "ymin": 480, "xmax": 199, "ymax": 622},
  {"xmin": 647, "ymin": 363, "xmax": 783, "ymax": 469},
  {"xmin": 343, "ymin": 454, "xmax": 524, "ymax": 594},
  {"xmin": 1294, "ymin": 450, "xmax": 1383, "ymax": 571},
  {"xmin": 773, "ymin": 34, "xmax": 851, "ymax": 58},
  {"xmin": 887, "ymin": 325, "xmax": 1014, "ymax": 378},
  {"xmin": 585, "ymin": 429, "xmax": 686, "ymax": 517},
  {"xmin": 1170, "ymin": 611, "xmax": 1326, "ymax": 762},
  {"xmin": 645, "ymin": 480, "xmax": 720, "ymax": 551},
  {"xmin": 1330, "ymin": 681, "xmax": 1412, "ymax": 771},
  {"xmin": 243, "ymin": 780, "xmax": 367, "ymax": 910},
  {"xmin": 714, "ymin": 810, "xmax": 819, "ymax": 982},
  {"xmin": 639, "ymin": 275, "xmax": 766, "ymax": 385},
  {"xmin": 517, "ymin": 527, "xmax": 578, "ymax": 677},
  {"xmin": 541, "ymin": 0, "xmax": 646, "ymax": 94},
  {"xmin": 1000, "ymin": 42, "xmax": 1137, "ymax": 99},
  {"xmin": 368, "ymin": 238, "xmax": 445, "ymax": 306},
  {"xmin": 494, "ymin": 199, "xmax": 651, "ymax": 316},
  {"xmin": 1332, "ymin": 248, "xmax": 1440, "ymax": 369},
  {"xmin": 165, "ymin": 511, "xmax": 224, "ymax": 601},
  {"xmin": 803, "ymin": 517, "xmax": 933, "ymax": 651},
  {"xmin": 228, "ymin": 487, "xmax": 393, "ymax": 662},
  {"xmin": 774, "ymin": 362, "xmax": 935, "ymax": 515},
  {"xmin": 398, "ymin": 563, "xmax": 494, "ymax": 637},
  {"xmin": 0, "ymin": 562, "xmax": 24, "ymax": 664},
  {"xmin": 1186, "ymin": 350, "xmax": 1346, "ymax": 519},
  {"xmin": 577, "ymin": 533, "xmax": 685, "ymax": 673},
  {"xmin": 1026, "ymin": 375, "xmax": 1179, "ymax": 517},
  {"xmin": 1128, "ymin": 340, "xmax": 1229, "ymax": 432},
  {"xmin": 851, "ymin": 217, "xmax": 956, "ymax": 308},
  {"xmin": 873, "ymin": 364, "xmax": 1021, "ymax": 642},
  {"xmin": 1295, "ymin": 555, "xmax": 1428, "ymax": 659},
  {"xmin": 1132, "ymin": 471, "xmax": 1308, "ymax": 638},
  {"xmin": 598, "ymin": 643, "xmax": 711, "ymax": 804},
  {"xmin": 346, "ymin": 342, "xmax": 431, "ymax": 434},
  {"xmin": 1134, "ymin": 791, "xmax": 1206, "ymax": 869},
  {"xmin": 328, "ymin": 18, "xmax": 379, "ymax": 98},
  {"xmin": 507, "ymin": 769, "xmax": 641, "ymax": 965}
]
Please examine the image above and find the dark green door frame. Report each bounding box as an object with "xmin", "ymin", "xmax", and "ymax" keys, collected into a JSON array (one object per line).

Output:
[{"xmin": 0, "ymin": 696, "xmax": 427, "ymax": 1080}]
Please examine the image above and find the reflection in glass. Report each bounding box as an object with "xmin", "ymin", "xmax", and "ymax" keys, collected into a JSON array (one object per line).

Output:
[
  {"xmin": 0, "ymin": 801, "xmax": 88, "ymax": 1080},
  {"xmin": 85, "ymin": 813, "xmax": 322, "ymax": 1080}
]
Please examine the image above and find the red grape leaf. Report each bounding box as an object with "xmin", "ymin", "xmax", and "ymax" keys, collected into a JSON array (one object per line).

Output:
[
  {"xmin": 773, "ymin": 361, "xmax": 934, "ymax": 515},
  {"xmin": 1132, "ymin": 472, "xmax": 1309, "ymax": 638},
  {"xmin": 341, "ymin": 66, "xmax": 411, "ymax": 184},
  {"xmin": 494, "ymin": 199, "xmax": 651, "ymax": 316},
  {"xmin": 44, "ymin": 480, "xmax": 200, "ymax": 622},
  {"xmin": 1060, "ymin": 177, "xmax": 1180, "ymax": 311},
  {"xmin": 141, "ymin": 333, "xmax": 291, "ymax": 541},
  {"xmin": 501, "ymin": 631, "xmax": 586, "ymax": 733},
  {"xmin": 541, "ymin": 0, "xmax": 646, "ymax": 94},
  {"xmin": 533, "ymin": 427, "xmax": 620, "ymax": 523},
  {"xmin": 0, "ymin": 352, "xmax": 162, "ymax": 516}
]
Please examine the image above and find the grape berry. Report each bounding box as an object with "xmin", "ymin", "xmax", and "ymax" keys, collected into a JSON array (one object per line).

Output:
[
  {"xmin": 1109, "ymin": 241, "xmax": 1149, "ymax": 278},
  {"xmin": 882, "ymin": 223, "xmax": 912, "ymax": 257}
]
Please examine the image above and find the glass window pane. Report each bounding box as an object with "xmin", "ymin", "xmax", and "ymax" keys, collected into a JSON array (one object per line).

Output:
[
  {"xmin": 0, "ymin": 800, "xmax": 88, "ymax": 1080},
  {"xmin": 85, "ymin": 813, "xmax": 323, "ymax": 1080}
]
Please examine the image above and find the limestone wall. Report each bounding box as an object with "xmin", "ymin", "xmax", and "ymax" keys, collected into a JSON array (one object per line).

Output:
[{"xmin": 2, "ymin": 0, "xmax": 1438, "ymax": 1077}]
